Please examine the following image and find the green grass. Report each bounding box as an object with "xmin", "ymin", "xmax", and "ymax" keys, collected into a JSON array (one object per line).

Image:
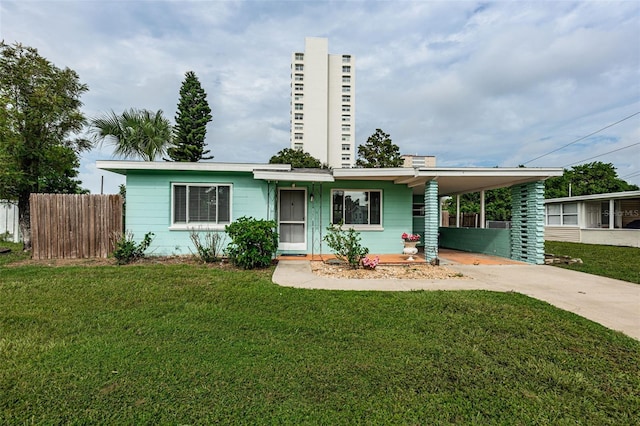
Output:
[
  {"xmin": 0, "ymin": 241, "xmax": 29, "ymax": 266},
  {"xmin": 1, "ymin": 261, "xmax": 638, "ymax": 424},
  {"xmin": 545, "ymin": 241, "xmax": 640, "ymax": 283}
]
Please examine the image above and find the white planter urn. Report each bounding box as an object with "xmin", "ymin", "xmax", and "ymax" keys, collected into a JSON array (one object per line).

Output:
[{"xmin": 402, "ymin": 241, "xmax": 418, "ymax": 261}]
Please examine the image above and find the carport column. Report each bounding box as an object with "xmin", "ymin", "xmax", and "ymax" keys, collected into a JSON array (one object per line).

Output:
[
  {"xmin": 609, "ymin": 199, "xmax": 615, "ymax": 229},
  {"xmin": 423, "ymin": 180, "xmax": 439, "ymax": 262},
  {"xmin": 480, "ymin": 190, "xmax": 486, "ymax": 229},
  {"xmin": 510, "ymin": 181, "xmax": 545, "ymax": 264}
]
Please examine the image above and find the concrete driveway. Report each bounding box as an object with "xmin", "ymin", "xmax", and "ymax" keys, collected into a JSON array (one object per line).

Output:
[{"xmin": 273, "ymin": 261, "xmax": 640, "ymax": 340}]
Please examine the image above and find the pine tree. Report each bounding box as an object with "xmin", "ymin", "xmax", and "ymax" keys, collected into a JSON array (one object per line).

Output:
[
  {"xmin": 167, "ymin": 71, "xmax": 213, "ymax": 161},
  {"xmin": 356, "ymin": 129, "xmax": 403, "ymax": 168}
]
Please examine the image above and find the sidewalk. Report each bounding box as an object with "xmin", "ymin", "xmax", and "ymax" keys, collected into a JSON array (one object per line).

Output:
[{"xmin": 272, "ymin": 260, "xmax": 640, "ymax": 340}]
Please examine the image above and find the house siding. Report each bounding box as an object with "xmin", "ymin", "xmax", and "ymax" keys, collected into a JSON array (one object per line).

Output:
[
  {"xmin": 321, "ymin": 180, "xmax": 413, "ymax": 255},
  {"xmin": 276, "ymin": 180, "xmax": 412, "ymax": 255},
  {"xmin": 125, "ymin": 170, "xmax": 270, "ymax": 255},
  {"xmin": 125, "ymin": 172, "xmax": 414, "ymax": 256}
]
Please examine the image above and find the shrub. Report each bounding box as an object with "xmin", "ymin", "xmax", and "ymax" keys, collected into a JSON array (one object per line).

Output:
[
  {"xmin": 324, "ymin": 222, "xmax": 369, "ymax": 269},
  {"xmin": 189, "ymin": 229, "xmax": 225, "ymax": 263},
  {"xmin": 225, "ymin": 217, "xmax": 278, "ymax": 269},
  {"xmin": 112, "ymin": 231, "xmax": 154, "ymax": 265}
]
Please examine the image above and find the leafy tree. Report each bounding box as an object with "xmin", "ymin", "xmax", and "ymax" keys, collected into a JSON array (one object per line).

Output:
[
  {"xmin": 167, "ymin": 71, "xmax": 213, "ymax": 161},
  {"xmin": 356, "ymin": 128, "xmax": 403, "ymax": 168},
  {"xmin": 90, "ymin": 108, "xmax": 172, "ymax": 161},
  {"xmin": 38, "ymin": 146, "xmax": 88, "ymax": 194},
  {"xmin": 0, "ymin": 42, "xmax": 90, "ymax": 250},
  {"xmin": 443, "ymin": 187, "xmax": 512, "ymax": 221},
  {"xmin": 269, "ymin": 148, "xmax": 324, "ymax": 168},
  {"xmin": 545, "ymin": 162, "xmax": 638, "ymax": 199}
]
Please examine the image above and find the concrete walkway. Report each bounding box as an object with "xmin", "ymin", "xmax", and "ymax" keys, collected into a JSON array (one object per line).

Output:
[{"xmin": 272, "ymin": 261, "xmax": 640, "ymax": 340}]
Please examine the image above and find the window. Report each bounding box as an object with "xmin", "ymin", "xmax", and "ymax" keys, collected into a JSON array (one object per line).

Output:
[
  {"xmin": 341, "ymin": 154, "xmax": 350, "ymax": 161},
  {"xmin": 295, "ymin": 64, "xmax": 304, "ymax": 71},
  {"xmin": 294, "ymin": 133, "xmax": 303, "ymax": 140},
  {"xmin": 342, "ymin": 76, "xmax": 351, "ymax": 83},
  {"xmin": 294, "ymin": 74, "xmax": 303, "ymax": 81},
  {"xmin": 294, "ymin": 124, "xmax": 303, "ymax": 130},
  {"xmin": 342, "ymin": 144, "xmax": 350, "ymax": 151},
  {"xmin": 546, "ymin": 202, "xmax": 578, "ymax": 226},
  {"xmin": 294, "ymin": 83, "xmax": 303, "ymax": 92},
  {"xmin": 294, "ymin": 103, "xmax": 303, "ymax": 110},
  {"xmin": 342, "ymin": 86, "xmax": 350, "ymax": 93},
  {"xmin": 342, "ymin": 105, "xmax": 350, "ymax": 112},
  {"xmin": 294, "ymin": 142, "xmax": 303, "ymax": 150},
  {"xmin": 342, "ymin": 55, "xmax": 351, "ymax": 63},
  {"xmin": 294, "ymin": 94, "xmax": 303, "ymax": 101},
  {"xmin": 294, "ymin": 113, "xmax": 303, "ymax": 120},
  {"xmin": 295, "ymin": 53, "xmax": 304, "ymax": 61},
  {"xmin": 341, "ymin": 115, "xmax": 350, "ymax": 122},
  {"xmin": 342, "ymin": 125, "xmax": 350, "ymax": 132},
  {"xmin": 413, "ymin": 204, "xmax": 425, "ymax": 217},
  {"xmin": 341, "ymin": 163, "xmax": 351, "ymax": 168},
  {"xmin": 341, "ymin": 135, "xmax": 350, "ymax": 141},
  {"xmin": 332, "ymin": 190, "xmax": 381, "ymax": 227},
  {"xmin": 342, "ymin": 66, "xmax": 351, "ymax": 73},
  {"xmin": 172, "ymin": 184, "xmax": 231, "ymax": 228},
  {"xmin": 342, "ymin": 95, "xmax": 350, "ymax": 102}
]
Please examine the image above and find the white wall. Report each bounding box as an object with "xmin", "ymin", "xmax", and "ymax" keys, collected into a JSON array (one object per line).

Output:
[
  {"xmin": 581, "ymin": 229, "xmax": 640, "ymax": 248},
  {"xmin": 0, "ymin": 202, "xmax": 20, "ymax": 242}
]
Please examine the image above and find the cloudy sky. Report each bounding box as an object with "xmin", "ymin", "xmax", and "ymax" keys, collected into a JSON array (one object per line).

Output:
[{"xmin": 2, "ymin": 0, "xmax": 639, "ymax": 193}]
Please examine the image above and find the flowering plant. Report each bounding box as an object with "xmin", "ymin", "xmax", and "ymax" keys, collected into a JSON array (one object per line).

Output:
[
  {"xmin": 362, "ymin": 255, "xmax": 380, "ymax": 270},
  {"xmin": 401, "ymin": 232, "xmax": 420, "ymax": 242}
]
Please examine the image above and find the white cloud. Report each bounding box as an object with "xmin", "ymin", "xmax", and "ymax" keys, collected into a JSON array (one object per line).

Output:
[{"xmin": 2, "ymin": 0, "xmax": 639, "ymax": 192}]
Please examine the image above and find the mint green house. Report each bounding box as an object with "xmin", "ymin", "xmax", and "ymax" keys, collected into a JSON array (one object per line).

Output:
[{"xmin": 97, "ymin": 161, "xmax": 561, "ymax": 264}]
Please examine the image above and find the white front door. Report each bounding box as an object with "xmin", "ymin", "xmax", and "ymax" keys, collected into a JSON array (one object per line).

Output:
[{"xmin": 279, "ymin": 188, "xmax": 306, "ymax": 251}]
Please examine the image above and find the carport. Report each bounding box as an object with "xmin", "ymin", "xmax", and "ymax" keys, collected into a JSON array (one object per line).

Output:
[{"xmin": 373, "ymin": 167, "xmax": 563, "ymax": 264}]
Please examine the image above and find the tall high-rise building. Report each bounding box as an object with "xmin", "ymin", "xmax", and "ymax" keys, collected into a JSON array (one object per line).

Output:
[{"xmin": 290, "ymin": 37, "xmax": 355, "ymax": 168}]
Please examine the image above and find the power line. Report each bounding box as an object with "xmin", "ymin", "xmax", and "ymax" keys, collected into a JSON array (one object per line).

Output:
[
  {"xmin": 621, "ymin": 170, "xmax": 640, "ymax": 179},
  {"xmin": 522, "ymin": 111, "xmax": 640, "ymax": 165},
  {"xmin": 562, "ymin": 142, "xmax": 640, "ymax": 167}
]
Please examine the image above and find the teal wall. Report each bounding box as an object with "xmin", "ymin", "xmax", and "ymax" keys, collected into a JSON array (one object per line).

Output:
[
  {"xmin": 125, "ymin": 170, "xmax": 271, "ymax": 255},
  {"xmin": 278, "ymin": 180, "xmax": 414, "ymax": 255},
  {"xmin": 125, "ymin": 171, "xmax": 415, "ymax": 256},
  {"xmin": 439, "ymin": 227, "xmax": 512, "ymax": 258}
]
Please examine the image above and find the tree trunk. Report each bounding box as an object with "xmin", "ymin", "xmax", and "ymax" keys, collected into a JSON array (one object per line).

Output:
[{"xmin": 18, "ymin": 192, "xmax": 31, "ymax": 251}]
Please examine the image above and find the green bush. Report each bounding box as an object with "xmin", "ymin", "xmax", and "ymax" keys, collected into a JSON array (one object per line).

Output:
[
  {"xmin": 225, "ymin": 217, "xmax": 278, "ymax": 269},
  {"xmin": 112, "ymin": 231, "xmax": 154, "ymax": 265},
  {"xmin": 189, "ymin": 229, "xmax": 225, "ymax": 263},
  {"xmin": 324, "ymin": 222, "xmax": 369, "ymax": 269}
]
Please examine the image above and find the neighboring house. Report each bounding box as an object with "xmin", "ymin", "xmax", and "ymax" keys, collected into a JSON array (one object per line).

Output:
[
  {"xmin": 96, "ymin": 161, "xmax": 562, "ymax": 264},
  {"xmin": 0, "ymin": 201, "xmax": 20, "ymax": 243},
  {"xmin": 545, "ymin": 190, "xmax": 640, "ymax": 248}
]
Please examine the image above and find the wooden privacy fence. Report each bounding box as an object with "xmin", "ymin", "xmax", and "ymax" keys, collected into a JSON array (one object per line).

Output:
[{"xmin": 30, "ymin": 194, "xmax": 123, "ymax": 259}]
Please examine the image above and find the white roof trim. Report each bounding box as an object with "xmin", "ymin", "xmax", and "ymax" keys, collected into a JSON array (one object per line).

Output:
[
  {"xmin": 545, "ymin": 190, "xmax": 640, "ymax": 203},
  {"xmin": 253, "ymin": 170, "xmax": 334, "ymax": 182},
  {"xmin": 417, "ymin": 167, "xmax": 564, "ymax": 177},
  {"xmin": 96, "ymin": 160, "xmax": 290, "ymax": 175}
]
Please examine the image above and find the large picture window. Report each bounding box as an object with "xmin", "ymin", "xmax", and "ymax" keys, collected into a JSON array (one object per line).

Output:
[
  {"xmin": 172, "ymin": 183, "xmax": 231, "ymax": 228},
  {"xmin": 331, "ymin": 190, "xmax": 382, "ymax": 227}
]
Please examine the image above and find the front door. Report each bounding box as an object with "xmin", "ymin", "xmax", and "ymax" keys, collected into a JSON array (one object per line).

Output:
[{"xmin": 278, "ymin": 188, "xmax": 307, "ymax": 251}]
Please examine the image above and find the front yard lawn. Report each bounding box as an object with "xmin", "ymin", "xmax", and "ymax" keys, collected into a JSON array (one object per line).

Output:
[
  {"xmin": 545, "ymin": 241, "xmax": 640, "ymax": 283},
  {"xmin": 1, "ymin": 261, "xmax": 638, "ymax": 424}
]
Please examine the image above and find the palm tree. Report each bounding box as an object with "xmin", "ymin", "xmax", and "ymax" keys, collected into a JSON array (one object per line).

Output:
[{"xmin": 90, "ymin": 109, "xmax": 172, "ymax": 161}]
